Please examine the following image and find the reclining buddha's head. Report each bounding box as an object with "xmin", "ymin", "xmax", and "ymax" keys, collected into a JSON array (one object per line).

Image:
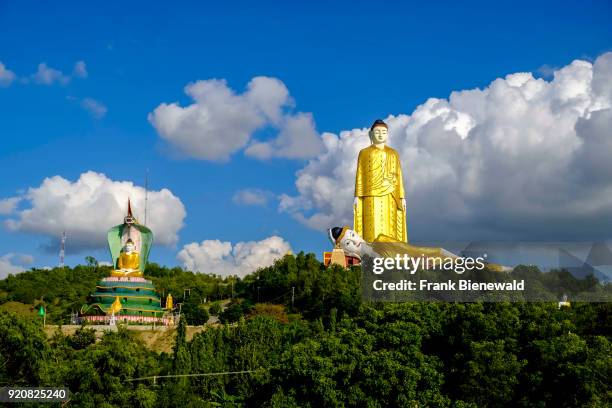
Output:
[{"xmin": 328, "ymin": 226, "xmax": 366, "ymax": 259}]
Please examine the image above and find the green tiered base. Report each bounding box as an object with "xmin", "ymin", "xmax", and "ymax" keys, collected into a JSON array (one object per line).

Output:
[{"xmin": 80, "ymin": 276, "xmax": 172, "ymax": 325}]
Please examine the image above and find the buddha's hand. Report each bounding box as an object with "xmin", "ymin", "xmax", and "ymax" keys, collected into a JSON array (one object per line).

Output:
[{"xmin": 401, "ymin": 198, "xmax": 406, "ymax": 211}]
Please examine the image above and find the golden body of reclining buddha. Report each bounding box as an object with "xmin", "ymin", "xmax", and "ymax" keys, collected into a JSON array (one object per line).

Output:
[{"xmin": 354, "ymin": 119, "xmax": 407, "ymax": 243}]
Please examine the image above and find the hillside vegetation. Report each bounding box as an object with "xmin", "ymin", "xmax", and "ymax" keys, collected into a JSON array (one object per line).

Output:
[{"xmin": 0, "ymin": 252, "xmax": 610, "ymax": 407}]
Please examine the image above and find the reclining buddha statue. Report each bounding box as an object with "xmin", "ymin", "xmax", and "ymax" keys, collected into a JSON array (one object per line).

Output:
[{"xmin": 328, "ymin": 226, "xmax": 510, "ymax": 272}]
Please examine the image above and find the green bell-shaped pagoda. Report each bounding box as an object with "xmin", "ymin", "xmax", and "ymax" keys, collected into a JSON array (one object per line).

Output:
[{"xmin": 80, "ymin": 199, "xmax": 172, "ymax": 325}]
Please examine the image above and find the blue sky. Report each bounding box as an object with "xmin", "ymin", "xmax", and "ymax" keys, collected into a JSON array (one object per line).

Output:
[{"xmin": 1, "ymin": 1, "xmax": 611, "ymax": 271}]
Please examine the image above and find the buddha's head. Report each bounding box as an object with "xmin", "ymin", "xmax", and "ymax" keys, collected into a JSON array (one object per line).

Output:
[
  {"xmin": 328, "ymin": 226, "xmax": 365, "ymax": 259},
  {"xmin": 124, "ymin": 238, "xmax": 136, "ymax": 253},
  {"xmin": 369, "ymin": 119, "xmax": 388, "ymax": 146}
]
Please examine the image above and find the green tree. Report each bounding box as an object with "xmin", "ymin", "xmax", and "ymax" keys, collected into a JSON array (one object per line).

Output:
[
  {"xmin": 0, "ymin": 311, "xmax": 50, "ymax": 385},
  {"xmin": 85, "ymin": 256, "xmax": 99, "ymax": 267},
  {"xmin": 209, "ymin": 301, "xmax": 222, "ymax": 316},
  {"xmin": 181, "ymin": 301, "xmax": 210, "ymax": 325},
  {"xmin": 172, "ymin": 315, "xmax": 192, "ymax": 386},
  {"xmin": 70, "ymin": 326, "xmax": 97, "ymax": 350}
]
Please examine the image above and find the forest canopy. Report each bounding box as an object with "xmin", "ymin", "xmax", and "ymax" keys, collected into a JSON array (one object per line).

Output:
[{"xmin": 0, "ymin": 253, "xmax": 610, "ymax": 407}]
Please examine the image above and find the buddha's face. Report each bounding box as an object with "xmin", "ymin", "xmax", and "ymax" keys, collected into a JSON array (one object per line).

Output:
[
  {"xmin": 125, "ymin": 242, "xmax": 135, "ymax": 252},
  {"xmin": 369, "ymin": 126, "xmax": 388, "ymax": 145},
  {"xmin": 339, "ymin": 228, "xmax": 366, "ymax": 259}
]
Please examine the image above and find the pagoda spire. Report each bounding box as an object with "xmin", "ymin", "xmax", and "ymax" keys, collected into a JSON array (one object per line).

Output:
[
  {"xmin": 124, "ymin": 198, "xmax": 136, "ymax": 225},
  {"xmin": 127, "ymin": 198, "xmax": 133, "ymax": 218}
]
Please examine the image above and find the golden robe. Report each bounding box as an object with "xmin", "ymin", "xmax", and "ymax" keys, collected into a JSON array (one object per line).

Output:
[
  {"xmin": 371, "ymin": 234, "xmax": 507, "ymax": 272},
  {"xmin": 372, "ymin": 234, "xmax": 446, "ymax": 259},
  {"xmin": 354, "ymin": 145, "xmax": 407, "ymax": 242},
  {"xmin": 117, "ymin": 251, "xmax": 140, "ymax": 271}
]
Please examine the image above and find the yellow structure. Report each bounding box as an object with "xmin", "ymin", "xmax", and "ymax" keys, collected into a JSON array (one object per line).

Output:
[
  {"xmin": 81, "ymin": 200, "xmax": 167, "ymax": 324},
  {"xmin": 111, "ymin": 238, "xmax": 144, "ymax": 277},
  {"xmin": 374, "ymin": 233, "xmax": 509, "ymax": 272},
  {"xmin": 117, "ymin": 245, "xmax": 140, "ymax": 271},
  {"xmin": 328, "ymin": 247, "xmax": 348, "ymax": 267},
  {"xmin": 165, "ymin": 293, "xmax": 173, "ymax": 310},
  {"xmin": 326, "ymin": 119, "xmax": 511, "ymax": 272},
  {"xmin": 110, "ymin": 296, "xmax": 122, "ymax": 314},
  {"xmin": 558, "ymin": 300, "xmax": 571, "ymax": 309},
  {"xmin": 354, "ymin": 119, "xmax": 406, "ymax": 242},
  {"xmin": 558, "ymin": 295, "xmax": 571, "ymax": 309},
  {"xmin": 371, "ymin": 233, "xmax": 451, "ymax": 258}
]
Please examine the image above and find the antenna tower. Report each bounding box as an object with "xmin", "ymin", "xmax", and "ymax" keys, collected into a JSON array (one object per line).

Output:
[
  {"xmin": 59, "ymin": 231, "xmax": 66, "ymax": 267},
  {"xmin": 144, "ymin": 168, "xmax": 149, "ymax": 226}
]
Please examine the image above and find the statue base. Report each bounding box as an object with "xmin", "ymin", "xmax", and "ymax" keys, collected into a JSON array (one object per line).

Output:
[
  {"xmin": 110, "ymin": 269, "xmax": 143, "ymax": 278},
  {"xmin": 323, "ymin": 248, "xmax": 361, "ymax": 268}
]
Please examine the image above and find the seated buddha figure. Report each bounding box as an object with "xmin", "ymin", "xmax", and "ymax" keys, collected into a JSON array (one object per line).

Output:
[{"xmin": 112, "ymin": 238, "xmax": 143, "ymax": 277}]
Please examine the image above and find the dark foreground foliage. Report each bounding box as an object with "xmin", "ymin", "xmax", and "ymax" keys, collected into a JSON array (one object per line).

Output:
[{"xmin": 0, "ymin": 254, "xmax": 610, "ymax": 407}]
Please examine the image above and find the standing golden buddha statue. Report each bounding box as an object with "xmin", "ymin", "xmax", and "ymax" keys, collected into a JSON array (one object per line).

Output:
[{"xmin": 354, "ymin": 119, "xmax": 407, "ymax": 242}]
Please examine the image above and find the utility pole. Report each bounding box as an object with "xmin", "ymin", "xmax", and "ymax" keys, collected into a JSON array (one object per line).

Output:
[{"xmin": 291, "ymin": 286, "xmax": 295, "ymax": 309}]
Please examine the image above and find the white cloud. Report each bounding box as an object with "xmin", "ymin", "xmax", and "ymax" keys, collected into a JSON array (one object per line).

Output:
[
  {"xmin": 0, "ymin": 62, "xmax": 16, "ymax": 87},
  {"xmin": 73, "ymin": 60, "xmax": 88, "ymax": 78},
  {"xmin": 0, "ymin": 253, "xmax": 33, "ymax": 279},
  {"xmin": 2, "ymin": 171, "xmax": 186, "ymax": 252},
  {"xmin": 536, "ymin": 64, "xmax": 559, "ymax": 79},
  {"xmin": 148, "ymin": 76, "xmax": 323, "ymax": 161},
  {"xmin": 281, "ymin": 52, "xmax": 612, "ymax": 242},
  {"xmin": 245, "ymin": 112, "xmax": 323, "ymax": 160},
  {"xmin": 1, "ymin": 60, "xmax": 88, "ymax": 87},
  {"xmin": 27, "ymin": 60, "xmax": 88, "ymax": 85},
  {"xmin": 232, "ymin": 188, "xmax": 274, "ymax": 206},
  {"xmin": 178, "ymin": 236, "xmax": 291, "ymax": 277},
  {"xmin": 81, "ymin": 97, "xmax": 107, "ymax": 118},
  {"xmin": 14, "ymin": 253, "xmax": 34, "ymax": 265},
  {"xmin": 0, "ymin": 197, "xmax": 20, "ymax": 215},
  {"xmin": 31, "ymin": 63, "xmax": 70, "ymax": 85}
]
